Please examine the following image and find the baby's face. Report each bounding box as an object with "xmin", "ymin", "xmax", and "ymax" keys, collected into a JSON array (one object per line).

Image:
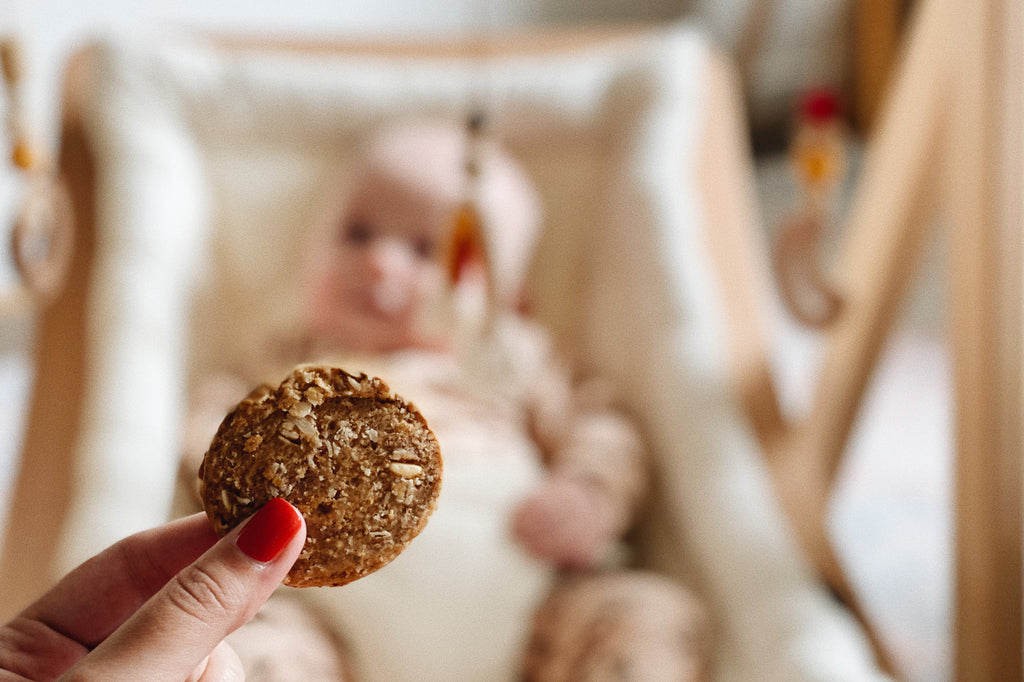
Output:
[{"xmin": 305, "ymin": 170, "xmax": 453, "ymax": 353}]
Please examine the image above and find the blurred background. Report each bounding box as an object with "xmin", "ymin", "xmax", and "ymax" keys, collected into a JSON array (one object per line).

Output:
[
  {"xmin": 6, "ymin": 0, "xmax": 905, "ymax": 150},
  {"xmin": 0, "ymin": 1, "xmax": 956, "ymax": 680}
]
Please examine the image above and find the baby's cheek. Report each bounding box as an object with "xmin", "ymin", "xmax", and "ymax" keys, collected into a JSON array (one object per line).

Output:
[
  {"xmin": 316, "ymin": 257, "xmax": 361, "ymax": 300},
  {"xmin": 413, "ymin": 266, "xmax": 447, "ymax": 298},
  {"xmin": 309, "ymin": 278, "xmax": 341, "ymax": 315}
]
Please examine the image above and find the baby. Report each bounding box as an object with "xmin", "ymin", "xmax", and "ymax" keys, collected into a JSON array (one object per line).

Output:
[{"xmin": 183, "ymin": 118, "xmax": 708, "ymax": 681}]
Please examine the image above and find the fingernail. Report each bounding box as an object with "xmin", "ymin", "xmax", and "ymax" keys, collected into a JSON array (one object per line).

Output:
[{"xmin": 236, "ymin": 497, "xmax": 303, "ymax": 562}]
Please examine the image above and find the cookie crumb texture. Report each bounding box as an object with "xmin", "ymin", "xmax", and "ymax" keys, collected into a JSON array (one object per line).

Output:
[{"xmin": 200, "ymin": 365, "xmax": 442, "ymax": 587}]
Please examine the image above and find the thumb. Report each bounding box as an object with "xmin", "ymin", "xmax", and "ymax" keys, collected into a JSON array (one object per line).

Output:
[{"xmin": 65, "ymin": 498, "xmax": 305, "ymax": 681}]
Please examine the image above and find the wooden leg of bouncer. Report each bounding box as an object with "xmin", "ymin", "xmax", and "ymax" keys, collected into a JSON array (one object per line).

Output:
[
  {"xmin": 0, "ymin": 56, "xmax": 95, "ymax": 622},
  {"xmin": 760, "ymin": 0, "xmax": 951, "ymax": 674},
  {"xmin": 946, "ymin": 1, "xmax": 1023, "ymax": 680},
  {"xmin": 762, "ymin": 0, "xmax": 1023, "ymax": 678}
]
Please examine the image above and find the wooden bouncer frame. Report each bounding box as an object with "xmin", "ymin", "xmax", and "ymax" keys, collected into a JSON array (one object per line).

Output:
[{"xmin": 752, "ymin": 0, "xmax": 1022, "ymax": 679}]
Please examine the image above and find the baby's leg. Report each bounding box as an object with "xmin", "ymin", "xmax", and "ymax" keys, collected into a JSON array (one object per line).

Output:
[{"xmin": 523, "ymin": 571, "xmax": 710, "ymax": 682}]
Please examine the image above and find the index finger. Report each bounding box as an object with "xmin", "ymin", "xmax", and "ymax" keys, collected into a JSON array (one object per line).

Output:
[{"xmin": 21, "ymin": 513, "xmax": 218, "ymax": 648}]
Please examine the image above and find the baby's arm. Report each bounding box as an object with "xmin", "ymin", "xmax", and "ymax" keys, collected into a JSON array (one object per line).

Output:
[{"xmin": 513, "ymin": 378, "xmax": 647, "ymax": 570}]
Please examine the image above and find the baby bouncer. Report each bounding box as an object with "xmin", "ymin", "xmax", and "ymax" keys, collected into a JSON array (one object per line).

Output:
[{"xmin": 0, "ymin": 22, "xmax": 898, "ymax": 681}]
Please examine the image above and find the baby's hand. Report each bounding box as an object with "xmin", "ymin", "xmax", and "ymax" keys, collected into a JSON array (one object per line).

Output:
[{"xmin": 511, "ymin": 476, "xmax": 615, "ymax": 570}]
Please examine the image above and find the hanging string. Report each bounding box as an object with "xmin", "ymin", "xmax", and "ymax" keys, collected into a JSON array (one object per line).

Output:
[{"xmin": 1, "ymin": 37, "xmax": 31, "ymax": 169}]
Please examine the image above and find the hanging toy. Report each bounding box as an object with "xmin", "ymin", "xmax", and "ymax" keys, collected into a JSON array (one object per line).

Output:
[
  {"xmin": 2, "ymin": 35, "xmax": 73, "ymax": 307},
  {"xmin": 435, "ymin": 110, "xmax": 529, "ymax": 388},
  {"xmin": 446, "ymin": 199, "xmax": 489, "ymax": 287},
  {"xmin": 772, "ymin": 86, "xmax": 847, "ymax": 328},
  {"xmin": 443, "ymin": 111, "xmax": 498, "ymax": 327}
]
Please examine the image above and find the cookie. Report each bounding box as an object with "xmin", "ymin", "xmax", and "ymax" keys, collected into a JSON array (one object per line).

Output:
[{"xmin": 199, "ymin": 364, "xmax": 442, "ymax": 587}]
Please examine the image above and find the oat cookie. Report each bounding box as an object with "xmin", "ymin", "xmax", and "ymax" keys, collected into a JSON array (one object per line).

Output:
[{"xmin": 199, "ymin": 364, "xmax": 442, "ymax": 587}]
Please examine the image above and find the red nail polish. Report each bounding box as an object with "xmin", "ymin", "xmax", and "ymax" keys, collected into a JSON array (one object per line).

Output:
[{"xmin": 236, "ymin": 497, "xmax": 303, "ymax": 562}]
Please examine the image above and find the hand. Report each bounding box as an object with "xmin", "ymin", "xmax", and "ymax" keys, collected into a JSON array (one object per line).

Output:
[
  {"xmin": 0, "ymin": 498, "xmax": 305, "ymax": 681},
  {"xmin": 511, "ymin": 476, "xmax": 616, "ymax": 570}
]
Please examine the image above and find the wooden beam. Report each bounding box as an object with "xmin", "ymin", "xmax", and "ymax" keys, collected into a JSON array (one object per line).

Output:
[
  {"xmin": 948, "ymin": 0, "xmax": 1023, "ymax": 679},
  {"xmin": 850, "ymin": 0, "xmax": 904, "ymax": 132},
  {"xmin": 0, "ymin": 49, "xmax": 96, "ymax": 621},
  {"xmin": 766, "ymin": 0, "xmax": 951, "ymax": 537}
]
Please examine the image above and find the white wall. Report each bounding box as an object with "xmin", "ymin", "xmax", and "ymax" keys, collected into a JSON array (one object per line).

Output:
[
  {"xmin": 9, "ymin": 0, "xmax": 853, "ymax": 145},
  {"xmin": 11, "ymin": 0, "xmax": 686, "ymax": 142}
]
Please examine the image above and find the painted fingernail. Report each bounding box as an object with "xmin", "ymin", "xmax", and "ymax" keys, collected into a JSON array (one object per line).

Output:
[{"xmin": 236, "ymin": 497, "xmax": 303, "ymax": 562}]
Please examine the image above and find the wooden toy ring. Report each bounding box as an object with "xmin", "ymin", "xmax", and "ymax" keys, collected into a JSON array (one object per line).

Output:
[
  {"xmin": 772, "ymin": 209, "xmax": 844, "ymax": 328},
  {"xmin": 11, "ymin": 175, "xmax": 73, "ymax": 302}
]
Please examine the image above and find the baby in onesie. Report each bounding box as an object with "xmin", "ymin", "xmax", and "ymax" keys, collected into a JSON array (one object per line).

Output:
[{"xmin": 182, "ymin": 118, "xmax": 709, "ymax": 681}]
